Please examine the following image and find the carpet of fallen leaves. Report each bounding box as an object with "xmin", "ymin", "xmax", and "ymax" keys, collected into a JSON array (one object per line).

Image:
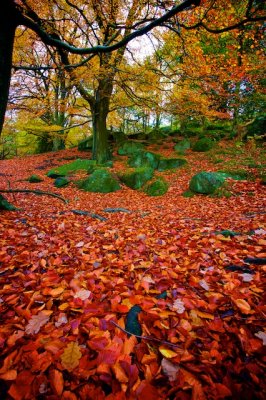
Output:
[{"xmin": 0, "ymin": 140, "xmax": 265, "ymax": 400}]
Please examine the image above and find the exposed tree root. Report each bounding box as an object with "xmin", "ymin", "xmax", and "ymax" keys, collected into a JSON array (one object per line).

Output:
[{"xmin": 0, "ymin": 189, "xmax": 68, "ymax": 203}]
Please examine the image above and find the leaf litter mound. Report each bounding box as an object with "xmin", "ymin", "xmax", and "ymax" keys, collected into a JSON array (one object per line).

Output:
[{"xmin": 0, "ymin": 143, "xmax": 265, "ymax": 399}]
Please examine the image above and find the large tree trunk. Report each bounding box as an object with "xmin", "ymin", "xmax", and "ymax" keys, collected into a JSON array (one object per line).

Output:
[
  {"xmin": 0, "ymin": 4, "xmax": 18, "ymax": 135},
  {"xmin": 91, "ymin": 76, "xmax": 113, "ymax": 163},
  {"xmin": 92, "ymin": 100, "xmax": 110, "ymax": 163}
]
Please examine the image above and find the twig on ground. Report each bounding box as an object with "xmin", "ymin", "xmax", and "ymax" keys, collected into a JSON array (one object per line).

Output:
[{"xmin": 110, "ymin": 320, "xmax": 182, "ymax": 349}]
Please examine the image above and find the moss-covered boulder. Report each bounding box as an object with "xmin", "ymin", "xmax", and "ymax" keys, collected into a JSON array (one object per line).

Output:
[
  {"xmin": 118, "ymin": 167, "xmax": 154, "ymax": 189},
  {"xmin": 0, "ymin": 195, "xmax": 17, "ymax": 210},
  {"xmin": 47, "ymin": 159, "xmax": 96, "ymax": 177},
  {"xmin": 117, "ymin": 141, "xmax": 145, "ymax": 156},
  {"xmin": 77, "ymin": 169, "xmax": 120, "ymax": 193},
  {"xmin": 189, "ymin": 171, "xmax": 225, "ymax": 194},
  {"xmin": 217, "ymin": 170, "xmax": 249, "ymax": 181},
  {"xmin": 87, "ymin": 160, "xmax": 114, "ymax": 174},
  {"xmin": 128, "ymin": 151, "xmax": 160, "ymax": 169},
  {"xmin": 54, "ymin": 177, "xmax": 70, "ymax": 188},
  {"xmin": 144, "ymin": 178, "xmax": 169, "ymax": 196},
  {"xmin": 174, "ymin": 139, "xmax": 191, "ymax": 153},
  {"xmin": 111, "ymin": 130, "xmax": 126, "ymax": 143},
  {"xmin": 192, "ymin": 138, "xmax": 213, "ymax": 152},
  {"xmin": 158, "ymin": 158, "xmax": 187, "ymax": 171},
  {"xmin": 78, "ymin": 137, "xmax": 93, "ymax": 151},
  {"xmin": 27, "ymin": 174, "xmax": 43, "ymax": 183}
]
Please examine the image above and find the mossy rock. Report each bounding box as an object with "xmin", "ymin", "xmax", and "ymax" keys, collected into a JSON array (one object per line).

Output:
[
  {"xmin": 27, "ymin": 174, "xmax": 43, "ymax": 183},
  {"xmin": 182, "ymin": 190, "xmax": 195, "ymax": 198},
  {"xmin": 54, "ymin": 177, "xmax": 70, "ymax": 188},
  {"xmin": 117, "ymin": 141, "xmax": 145, "ymax": 156},
  {"xmin": 189, "ymin": 171, "xmax": 225, "ymax": 194},
  {"xmin": 192, "ymin": 138, "xmax": 213, "ymax": 152},
  {"xmin": 0, "ymin": 194, "xmax": 17, "ymax": 211},
  {"xmin": 148, "ymin": 129, "xmax": 167, "ymax": 141},
  {"xmin": 118, "ymin": 167, "xmax": 154, "ymax": 189},
  {"xmin": 143, "ymin": 178, "xmax": 169, "ymax": 196},
  {"xmin": 77, "ymin": 169, "xmax": 120, "ymax": 193},
  {"xmin": 174, "ymin": 139, "xmax": 191, "ymax": 153},
  {"xmin": 112, "ymin": 130, "xmax": 126, "ymax": 143},
  {"xmin": 158, "ymin": 158, "xmax": 187, "ymax": 171},
  {"xmin": 217, "ymin": 170, "xmax": 249, "ymax": 181},
  {"xmin": 128, "ymin": 151, "xmax": 160, "ymax": 169},
  {"xmin": 47, "ymin": 159, "xmax": 96, "ymax": 177},
  {"xmin": 87, "ymin": 160, "xmax": 113, "ymax": 174},
  {"xmin": 78, "ymin": 137, "xmax": 93, "ymax": 151}
]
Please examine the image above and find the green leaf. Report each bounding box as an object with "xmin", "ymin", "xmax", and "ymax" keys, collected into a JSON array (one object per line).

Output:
[{"xmin": 125, "ymin": 305, "xmax": 142, "ymax": 336}]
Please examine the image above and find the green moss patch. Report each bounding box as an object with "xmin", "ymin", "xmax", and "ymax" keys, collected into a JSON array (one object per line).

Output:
[
  {"xmin": 47, "ymin": 159, "xmax": 96, "ymax": 177},
  {"xmin": 54, "ymin": 177, "xmax": 70, "ymax": 188},
  {"xmin": 217, "ymin": 169, "xmax": 250, "ymax": 181},
  {"xmin": 189, "ymin": 171, "xmax": 225, "ymax": 194},
  {"xmin": 118, "ymin": 141, "xmax": 145, "ymax": 156},
  {"xmin": 143, "ymin": 177, "xmax": 169, "ymax": 196},
  {"xmin": 118, "ymin": 167, "xmax": 154, "ymax": 189},
  {"xmin": 128, "ymin": 151, "xmax": 160, "ymax": 169},
  {"xmin": 78, "ymin": 137, "xmax": 93, "ymax": 151},
  {"xmin": 192, "ymin": 138, "xmax": 214, "ymax": 152},
  {"xmin": 174, "ymin": 139, "xmax": 191, "ymax": 154},
  {"xmin": 27, "ymin": 174, "xmax": 43, "ymax": 183},
  {"xmin": 158, "ymin": 158, "xmax": 187, "ymax": 171},
  {"xmin": 0, "ymin": 195, "xmax": 17, "ymax": 211},
  {"xmin": 77, "ymin": 169, "xmax": 120, "ymax": 193}
]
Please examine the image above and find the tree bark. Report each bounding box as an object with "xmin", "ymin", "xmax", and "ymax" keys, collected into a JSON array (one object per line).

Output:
[
  {"xmin": 92, "ymin": 99, "xmax": 110, "ymax": 163},
  {"xmin": 91, "ymin": 75, "xmax": 114, "ymax": 163},
  {"xmin": 0, "ymin": 2, "xmax": 18, "ymax": 134}
]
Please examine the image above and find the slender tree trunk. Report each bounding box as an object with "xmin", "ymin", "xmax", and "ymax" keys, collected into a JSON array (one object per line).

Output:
[
  {"xmin": 155, "ymin": 112, "xmax": 161, "ymax": 129},
  {"xmin": 0, "ymin": 10, "xmax": 17, "ymax": 135}
]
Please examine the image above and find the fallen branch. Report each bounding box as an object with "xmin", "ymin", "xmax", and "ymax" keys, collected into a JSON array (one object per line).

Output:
[
  {"xmin": 110, "ymin": 320, "xmax": 182, "ymax": 349},
  {"xmin": 71, "ymin": 209, "xmax": 107, "ymax": 221},
  {"xmin": 0, "ymin": 189, "xmax": 68, "ymax": 203}
]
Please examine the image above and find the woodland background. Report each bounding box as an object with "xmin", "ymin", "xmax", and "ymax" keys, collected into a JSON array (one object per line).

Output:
[{"xmin": 0, "ymin": 1, "xmax": 265, "ymax": 400}]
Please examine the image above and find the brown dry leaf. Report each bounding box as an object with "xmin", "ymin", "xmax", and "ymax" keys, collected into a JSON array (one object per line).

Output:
[
  {"xmin": 7, "ymin": 330, "xmax": 24, "ymax": 347},
  {"xmin": 122, "ymin": 335, "xmax": 137, "ymax": 355},
  {"xmin": 49, "ymin": 287, "xmax": 65, "ymax": 297},
  {"xmin": 112, "ymin": 362, "xmax": 128, "ymax": 383},
  {"xmin": 161, "ymin": 358, "xmax": 179, "ymax": 382},
  {"xmin": 74, "ymin": 289, "xmax": 91, "ymax": 301},
  {"xmin": 49, "ymin": 369, "xmax": 64, "ymax": 396},
  {"xmin": 255, "ymin": 331, "xmax": 266, "ymax": 345},
  {"xmin": 0, "ymin": 370, "xmax": 17, "ymax": 380},
  {"xmin": 25, "ymin": 310, "xmax": 52, "ymax": 335},
  {"xmin": 234, "ymin": 299, "xmax": 252, "ymax": 314},
  {"xmin": 173, "ymin": 298, "xmax": 185, "ymax": 314},
  {"xmin": 61, "ymin": 342, "xmax": 82, "ymax": 371},
  {"xmin": 196, "ymin": 310, "xmax": 214, "ymax": 320}
]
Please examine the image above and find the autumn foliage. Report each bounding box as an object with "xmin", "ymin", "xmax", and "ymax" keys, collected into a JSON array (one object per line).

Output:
[{"xmin": 0, "ymin": 140, "xmax": 265, "ymax": 399}]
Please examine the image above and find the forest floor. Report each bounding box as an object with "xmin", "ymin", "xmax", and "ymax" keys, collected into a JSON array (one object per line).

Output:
[{"xmin": 0, "ymin": 139, "xmax": 265, "ymax": 400}]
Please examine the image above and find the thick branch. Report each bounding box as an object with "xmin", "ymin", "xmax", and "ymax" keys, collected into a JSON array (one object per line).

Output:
[{"xmin": 20, "ymin": 0, "xmax": 200, "ymax": 54}]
